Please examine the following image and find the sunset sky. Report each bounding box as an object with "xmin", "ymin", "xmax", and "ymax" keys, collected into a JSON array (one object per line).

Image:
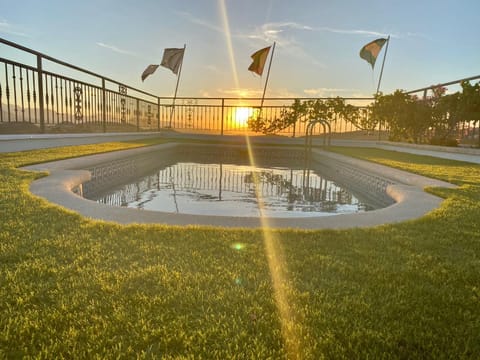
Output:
[{"xmin": 1, "ymin": 0, "xmax": 479, "ymax": 99}]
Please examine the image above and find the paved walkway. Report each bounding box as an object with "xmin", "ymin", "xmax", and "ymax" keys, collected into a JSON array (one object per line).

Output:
[
  {"xmin": 1, "ymin": 131, "xmax": 479, "ymax": 164},
  {"xmin": 375, "ymin": 141, "xmax": 480, "ymax": 164},
  {"xmin": 0, "ymin": 132, "xmax": 163, "ymax": 153}
]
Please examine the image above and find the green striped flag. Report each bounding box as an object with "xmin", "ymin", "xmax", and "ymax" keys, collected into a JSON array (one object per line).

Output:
[{"xmin": 360, "ymin": 38, "xmax": 388, "ymax": 69}]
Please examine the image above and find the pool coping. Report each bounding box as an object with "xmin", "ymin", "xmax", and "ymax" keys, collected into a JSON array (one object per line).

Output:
[{"xmin": 23, "ymin": 142, "xmax": 456, "ymax": 230}]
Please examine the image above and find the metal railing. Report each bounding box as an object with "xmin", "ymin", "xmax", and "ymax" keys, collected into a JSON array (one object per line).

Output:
[
  {"xmin": 0, "ymin": 37, "xmax": 160, "ymax": 133},
  {"xmin": 162, "ymin": 96, "xmax": 374, "ymax": 136},
  {"xmin": 405, "ymin": 74, "xmax": 480, "ymax": 97},
  {"xmin": 0, "ymin": 37, "xmax": 374, "ymax": 137},
  {"xmin": 1, "ymin": 36, "xmax": 478, "ymax": 142}
]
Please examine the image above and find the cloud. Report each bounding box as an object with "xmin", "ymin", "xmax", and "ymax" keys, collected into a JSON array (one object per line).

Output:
[
  {"xmin": 268, "ymin": 87, "xmax": 304, "ymax": 98},
  {"xmin": 242, "ymin": 22, "xmax": 325, "ymax": 68},
  {"xmin": 241, "ymin": 21, "xmax": 411, "ymax": 70},
  {"xmin": 304, "ymin": 87, "xmax": 358, "ymax": 94},
  {"xmin": 248, "ymin": 21, "xmax": 394, "ymax": 43},
  {"xmin": 177, "ymin": 13, "xmax": 314, "ymax": 63},
  {"xmin": 0, "ymin": 19, "xmax": 29, "ymax": 37},
  {"xmin": 220, "ymin": 87, "xmax": 264, "ymax": 97},
  {"xmin": 175, "ymin": 11, "xmax": 223, "ymax": 33},
  {"xmin": 313, "ymin": 26, "xmax": 389, "ymax": 38},
  {"xmin": 246, "ymin": 22, "xmax": 313, "ymax": 45},
  {"xmin": 303, "ymin": 87, "xmax": 362, "ymax": 97},
  {"xmin": 208, "ymin": 86, "xmax": 303, "ymax": 99},
  {"xmin": 203, "ymin": 64, "xmax": 221, "ymax": 73},
  {"xmin": 245, "ymin": 20, "xmax": 413, "ymax": 48},
  {"xmin": 96, "ymin": 42, "xmax": 137, "ymax": 56},
  {"xmin": 313, "ymin": 26, "xmax": 431, "ymax": 40}
]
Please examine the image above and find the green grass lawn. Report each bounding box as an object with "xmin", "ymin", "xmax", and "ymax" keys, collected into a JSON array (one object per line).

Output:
[{"xmin": 1, "ymin": 140, "xmax": 479, "ymax": 359}]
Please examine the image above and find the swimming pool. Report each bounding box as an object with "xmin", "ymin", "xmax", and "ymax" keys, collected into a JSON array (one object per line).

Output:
[
  {"xmin": 25, "ymin": 141, "xmax": 451, "ymax": 229},
  {"xmin": 79, "ymin": 144, "xmax": 394, "ymax": 218}
]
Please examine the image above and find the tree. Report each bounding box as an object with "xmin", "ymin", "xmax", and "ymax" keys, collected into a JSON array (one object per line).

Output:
[
  {"xmin": 430, "ymin": 91, "xmax": 462, "ymax": 144},
  {"xmin": 247, "ymin": 97, "xmax": 363, "ymax": 137},
  {"xmin": 458, "ymin": 81, "xmax": 480, "ymax": 145},
  {"xmin": 247, "ymin": 99, "xmax": 307, "ymax": 135},
  {"xmin": 459, "ymin": 81, "xmax": 480, "ymax": 119},
  {"xmin": 371, "ymin": 90, "xmax": 433, "ymax": 143},
  {"xmin": 351, "ymin": 107, "xmax": 377, "ymax": 133},
  {"xmin": 307, "ymin": 99, "xmax": 334, "ymax": 123}
]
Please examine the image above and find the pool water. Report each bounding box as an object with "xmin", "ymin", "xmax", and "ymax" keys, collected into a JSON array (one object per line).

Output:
[{"xmin": 87, "ymin": 161, "xmax": 372, "ymax": 218}]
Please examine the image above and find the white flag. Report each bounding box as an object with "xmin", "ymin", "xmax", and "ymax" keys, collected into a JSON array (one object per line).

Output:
[
  {"xmin": 161, "ymin": 48, "xmax": 185, "ymax": 75},
  {"xmin": 141, "ymin": 64, "xmax": 159, "ymax": 82}
]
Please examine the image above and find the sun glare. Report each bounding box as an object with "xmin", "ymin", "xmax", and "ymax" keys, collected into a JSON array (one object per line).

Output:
[{"xmin": 234, "ymin": 107, "xmax": 253, "ymax": 127}]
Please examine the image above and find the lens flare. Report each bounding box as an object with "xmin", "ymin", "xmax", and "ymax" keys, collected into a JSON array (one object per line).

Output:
[
  {"xmin": 234, "ymin": 107, "xmax": 253, "ymax": 127},
  {"xmin": 231, "ymin": 242, "xmax": 245, "ymax": 251}
]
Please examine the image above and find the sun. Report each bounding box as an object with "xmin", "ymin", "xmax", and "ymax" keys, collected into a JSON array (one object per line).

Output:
[{"xmin": 234, "ymin": 107, "xmax": 254, "ymax": 127}]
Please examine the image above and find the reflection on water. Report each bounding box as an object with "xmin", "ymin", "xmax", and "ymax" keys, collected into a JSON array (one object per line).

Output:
[{"xmin": 90, "ymin": 162, "xmax": 371, "ymax": 218}]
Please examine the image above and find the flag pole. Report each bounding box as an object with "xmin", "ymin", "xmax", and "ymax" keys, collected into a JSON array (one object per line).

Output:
[
  {"xmin": 169, "ymin": 44, "xmax": 186, "ymax": 128},
  {"xmin": 375, "ymin": 36, "xmax": 390, "ymax": 140},
  {"xmin": 259, "ymin": 41, "xmax": 276, "ymax": 118},
  {"xmin": 376, "ymin": 35, "xmax": 390, "ymax": 95}
]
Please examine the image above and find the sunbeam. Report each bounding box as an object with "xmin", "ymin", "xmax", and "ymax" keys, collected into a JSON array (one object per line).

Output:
[
  {"xmin": 218, "ymin": 0, "xmax": 240, "ymax": 90},
  {"xmin": 244, "ymin": 135, "xmax": 305, "ymax": 358},
  {"xmin": 218, "ymin": 2, "xmax": 304, "ymax": 354}
]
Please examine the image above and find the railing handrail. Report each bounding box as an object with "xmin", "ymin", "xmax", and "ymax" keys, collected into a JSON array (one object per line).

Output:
[
  {"xmin": 0, "ymin": 36, "xmax": 158, "ymax": 100},
  {"xmin": 0, "ymin": 56, "xmax": 38, "ymax": 72},
  {"xmin": 405, "ymin": 74, "xmax": 480, "ymax": 95},
  {"xmin": 157, "ymin": 96, "xmax": 375, "ymax": 101}
]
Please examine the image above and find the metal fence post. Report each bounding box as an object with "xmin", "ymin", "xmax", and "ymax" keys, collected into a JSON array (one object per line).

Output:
[
  {"xmin": 37, "ymin": 55, "xmax": 45, "ymax": 133},
  {"xmin": 157, "ymin": 97, "xmax": 160, "ymax": 131},
  {"xmin": 136, "ymin": 98, "xmax": 140, "ymax": 131},
  {"xmin": 220, "ymin": 98, "xmax": 224, "ymax": 136},
  {"xmin": 102, "ymin": 78, "xmax": 106, "ymax": 132}
]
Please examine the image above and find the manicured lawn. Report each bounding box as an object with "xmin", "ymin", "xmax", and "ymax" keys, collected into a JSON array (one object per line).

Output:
[{"xmin": 1, "ymin": 140, "xmax": 479, "ymax": 359}]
